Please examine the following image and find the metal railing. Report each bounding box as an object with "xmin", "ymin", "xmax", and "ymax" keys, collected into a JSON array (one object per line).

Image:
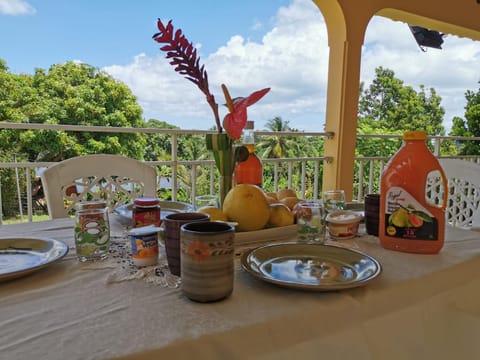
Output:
[{"xmin": 1, "ymin": 122, "xmax": 480, "ymax": 223}]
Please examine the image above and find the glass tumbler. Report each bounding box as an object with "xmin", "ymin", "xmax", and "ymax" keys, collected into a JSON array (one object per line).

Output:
[
  {"xmin": 323, "ymin": 190, "xmax": 346, "ymax": 214},
  {"xmin": 194, "ymin": 195, "xmax": 220, "ymax": 210},
  {"xmin": 74, "ymin": 201, "xmax": 110, "ymax": 262},
  {"xmin": 296, "ymin": 200, "xmax": 326, "ymax": 244}
]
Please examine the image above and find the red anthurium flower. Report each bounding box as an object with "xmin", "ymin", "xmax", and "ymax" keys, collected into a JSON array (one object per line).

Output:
[{"xmin": 223, "ymin": 88, "xmax": 270, "ymax": 140}]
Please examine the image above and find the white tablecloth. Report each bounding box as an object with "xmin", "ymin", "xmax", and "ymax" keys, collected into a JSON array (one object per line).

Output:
[{"xmin": 1, "ymin": 217, "xmax": 480, "ymax": 360}]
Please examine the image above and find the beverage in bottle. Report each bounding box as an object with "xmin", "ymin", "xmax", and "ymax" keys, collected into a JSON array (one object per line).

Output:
[
  {"xmin": 234, "ymin": 120, "xmax": 263, "ymax": 187},
  {"xmin": 379, "ymin": 130, "xmax": 448, "ymax": 254}
]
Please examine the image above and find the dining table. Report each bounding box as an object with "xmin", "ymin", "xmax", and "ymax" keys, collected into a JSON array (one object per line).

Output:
[{"xmin": 1, "ymin": 214, "xmax": 480, "ymax": 360}]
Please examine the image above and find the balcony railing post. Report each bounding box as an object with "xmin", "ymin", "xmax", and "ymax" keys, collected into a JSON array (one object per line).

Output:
[
  {"xmin": 433, "ymin": 138, "xmax": 441, "ymax": 156},
  {"xmin": 171, "ymin": 133, "xmax": 178, "ymax": 202}
]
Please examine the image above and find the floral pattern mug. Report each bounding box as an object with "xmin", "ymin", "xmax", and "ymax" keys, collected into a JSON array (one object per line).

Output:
[{"xmin": 180, "ymin": 221, "xmax": 235, "ymax": 302}]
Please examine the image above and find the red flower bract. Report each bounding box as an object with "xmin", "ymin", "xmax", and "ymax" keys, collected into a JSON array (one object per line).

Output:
[
  {"xmin": 153, "ymin": 19, "xmax": 270, "ymax": 140},
  {"xmin": 153, "ymin": 19, "xmax": 222, "ymax": 132},
  {"xmin": 222, "ymin": 88, "xmax": 270, "ymax": 140}
]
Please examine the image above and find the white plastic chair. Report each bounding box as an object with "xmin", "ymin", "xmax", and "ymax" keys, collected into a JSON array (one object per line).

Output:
[
  {"xmin": 40, "ymin": 154, "xmax": 157, "ymax": 218},
  {"xmin": 428, "ymin": 158, "xmax": 480, "ymax": 229}
]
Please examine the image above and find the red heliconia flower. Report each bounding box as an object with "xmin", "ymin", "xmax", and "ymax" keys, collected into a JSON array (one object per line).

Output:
[
  {"xmin": 223, "ymin": 88, "xmax": 270, "ymax": 140},
  {"xmin": 153, "ymin": 19, "xmax": 270, "ymax": 138}
]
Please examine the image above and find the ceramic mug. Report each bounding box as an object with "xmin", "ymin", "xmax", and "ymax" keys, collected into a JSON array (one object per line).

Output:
[
  {"xmin": 180, "ymin": 221, "xmax": 235, "ymax": 302},
  {"xmin": 364, "ymin": 194, "xmax": 380, "ymax": 236},
  {"xmin": 163, "ymin": 212, "xmax": 210, "ymax": 276}
]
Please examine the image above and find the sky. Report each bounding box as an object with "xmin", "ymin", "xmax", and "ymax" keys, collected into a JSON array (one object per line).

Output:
[{"xmin": 1, "ymin": 0, "xmax": 479, "ymax": 132}]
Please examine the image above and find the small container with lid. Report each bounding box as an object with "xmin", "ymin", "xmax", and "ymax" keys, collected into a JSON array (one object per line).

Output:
[
  {"xmin": 128, "ymin": 225, "xmax": 161, "ymax": 267},
  {"xmin": 326, "ymin": 210, "xmax": 362, "ymax": 240},
  {"xmin": 74, "ymin": 200, "xmax": 110, "ymax": 262},
  {"xmin": 132, "ymin": 197, "xmax": 161, "ymax": 228}
]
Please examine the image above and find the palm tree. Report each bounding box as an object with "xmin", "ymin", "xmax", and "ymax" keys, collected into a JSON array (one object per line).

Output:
[{"xmin": 258, "ymin": 116, "xmax": 296, "ymax": 158}]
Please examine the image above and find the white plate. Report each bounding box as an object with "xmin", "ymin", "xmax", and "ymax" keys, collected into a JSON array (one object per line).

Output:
[
  {"xmin": 0, "ymin": 237, "xmax": 69, "ymax": 282},
  {"xmin": 241, "ymin": 243, "xmax": 381, "ymax": 291},
  {"xmin": 114, "ymin": 201, "xmax": 194, "ymax": 226}
]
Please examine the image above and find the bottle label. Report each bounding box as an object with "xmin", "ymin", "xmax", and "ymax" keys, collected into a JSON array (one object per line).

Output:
[
  {"xmin": 131, "ymin": 233, "xmax": 159, "ymax": 260},
  {"xmin": 384, "ymin": 187, "xmax": 438, "ymax": 240},
  {"xmin": 133, "ymin": 207, "xmax": 161, "ymax": 228}
]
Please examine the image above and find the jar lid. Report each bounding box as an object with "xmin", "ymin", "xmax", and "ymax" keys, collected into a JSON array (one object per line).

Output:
[
  {"xmin": 133, "ymin": 197, "xmax": 160, "ymax": 206},
  {"xmin": 325, "ymin": 210, "xmax": 362, "ymax": 224},
  {"xmin": 76, "ymin": 200, "xmax": 107, "ymax": 210}
]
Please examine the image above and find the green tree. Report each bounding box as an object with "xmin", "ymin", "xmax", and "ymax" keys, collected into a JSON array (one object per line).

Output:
[
  {"xmin": 0, "ymin": 61, "xmax": 147, "ymax": 162},
  {"xmin": 0, "ymin": 60, "xmax": 149, "ymax": 216},
  {"xmin": 358, "ymin": 67, "xmax": 445, "ymax": 137},
  {"xmin": 357, "ymin": 67, "xmax": 447, "ymax": 158},
  {"xmin": 449, "ymin": 88, "xmax": 480, "ymax": 155},
  {"xmin": 356, "ymin": 67, "xmax": 448, "ymax": 194}
]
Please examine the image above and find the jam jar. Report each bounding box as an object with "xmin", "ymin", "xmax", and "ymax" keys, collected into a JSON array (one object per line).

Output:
[{"xmin": 132, "ymin": 197, "xmax": 161, "ymax": 228}]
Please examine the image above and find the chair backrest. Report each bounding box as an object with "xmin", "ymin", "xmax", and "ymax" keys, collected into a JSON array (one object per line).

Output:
[
  {"xmin": 40, "ymin": 154, "xmax": 157, "ymax": 218},
  {"xmin": 427, "ymin": 158, "xmax": 480, "ymax": 229}
]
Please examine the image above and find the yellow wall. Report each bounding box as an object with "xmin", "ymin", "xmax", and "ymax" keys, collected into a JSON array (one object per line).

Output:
[{"xmin": 312, "ymin": 0, "xmax": 480, "ymax": 200}]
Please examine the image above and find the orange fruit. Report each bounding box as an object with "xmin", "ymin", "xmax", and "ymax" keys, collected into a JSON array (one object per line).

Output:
[
  {"xmin": 280, "ymin": 196, "xmax": 302, "ymax": 210},
  {"xmin": 267, "ymin": 203, "xmax": 294, "ymax": 227},
  {"xmin": 197, "ymin": 206, "xmax": 228, "ymax": 222},
  {"xmin": 277, "ymin": 188, "xmax": 297, "ymax": 200},
  {"xmin": 265, "ymin": 196, "xmax": 278, "ymax": 205},
  {"xmin": 265, "ymin": 192, "xmax": 278, "ymax": 201}
]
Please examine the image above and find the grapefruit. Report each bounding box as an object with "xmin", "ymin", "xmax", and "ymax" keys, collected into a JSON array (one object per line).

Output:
[{"xmin": 223, "ymin": 184, "xmax": 270, "ymax": 231}]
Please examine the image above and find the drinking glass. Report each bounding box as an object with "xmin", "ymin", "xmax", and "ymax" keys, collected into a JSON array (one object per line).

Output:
[
  {"xmin": 74, "ymin": 201, "xmax": 110, "ymax": 262},
  {"xmin": 323, "ymin": 190, "xmax": 346, "ymax": 214},
  {"xmin": 296, "ymin": 200, "xmax": 326, "ymax": 244},
  {"xmin": 194, "ymin": 195, "xmax": 220, "ymax": 210}
]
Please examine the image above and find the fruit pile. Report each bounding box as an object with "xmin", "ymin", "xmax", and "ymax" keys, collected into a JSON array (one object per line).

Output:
[{"xmin": 197, "ymin": 184, "xmax": 302, "ymax": 232}]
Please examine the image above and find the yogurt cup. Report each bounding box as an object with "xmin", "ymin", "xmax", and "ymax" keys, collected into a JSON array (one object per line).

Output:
[
  {"xmin": 128, "ymin": 225, "xmax": 162, "ymax": 267},
  {"xmin": 326, "ymin": 210, "xmax": 362, "ymax": 240}
]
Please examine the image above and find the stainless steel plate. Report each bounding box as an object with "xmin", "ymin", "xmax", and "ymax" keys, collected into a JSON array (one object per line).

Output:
[
  {"xmin": 114, "ymin": 201, "xmax": 194, "ymax": 226},
  {"xmin": 0, "ymin": 237, "xmax": 69, "ymax": 282},
  {"xmin": 241, "ymin": 243, "xmax": 381, "ymax": 291}
]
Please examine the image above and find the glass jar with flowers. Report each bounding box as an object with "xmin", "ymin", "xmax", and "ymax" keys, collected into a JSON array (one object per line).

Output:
[{"xmin": 153, "ymin": 19, "xmax": 270, "ymax": 206}]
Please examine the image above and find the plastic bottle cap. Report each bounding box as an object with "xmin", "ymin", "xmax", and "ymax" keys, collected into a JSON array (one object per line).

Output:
[
  {"xmin": 244, "ymin": 121, "xmax": 254, "ymax": 130},
  {"xmin": 403, "ymin": 130, "xmax": 427, "ymax": 140}
]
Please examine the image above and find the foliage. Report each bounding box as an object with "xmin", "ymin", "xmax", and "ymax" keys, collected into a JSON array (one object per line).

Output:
[
  {"xmin": 0, "ymin": 61, "xmax": 146, "ymax": 162},
  {"xmin": 1, "ymin": 57, "xmax": 477, "ymax": 218},
  {"xmin": 356, "ymin": 66, "xmax": 449, "ymax": 195},
  {"xmin": 358, "ymin": 67, "xmax": 445, "ymax": 136},
  {"xmin": 449, "ymin": 88, "xmax": 480, "ymax": 155}
]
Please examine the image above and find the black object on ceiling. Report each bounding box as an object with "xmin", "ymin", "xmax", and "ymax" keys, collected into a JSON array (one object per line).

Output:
[{"xmin": 409, "ymin": 25, "xmax": 444, "ymax": 52}]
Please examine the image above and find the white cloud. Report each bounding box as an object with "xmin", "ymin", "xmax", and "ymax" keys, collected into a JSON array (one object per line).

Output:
[
  {"xmin": 105, "ymin": 0, "xmax": 328, "ymax": 131},
  {"xmin": 104, "ymin": 0, "xmax": 480, "ymax": 132},
  {"xmin": 0, "ymin": 0, "xmax": 35, "ymax": 15}
]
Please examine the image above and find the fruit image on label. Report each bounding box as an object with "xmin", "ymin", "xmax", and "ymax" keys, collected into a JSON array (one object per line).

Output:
[{"xmin": 384, "ymin": 187, "xmax": 438, "ymax": 241}]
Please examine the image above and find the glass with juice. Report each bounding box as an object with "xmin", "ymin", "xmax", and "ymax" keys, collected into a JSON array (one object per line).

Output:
[{"xmin": 379, "ymin": 131, "xmax": 448, "ymax": 254}]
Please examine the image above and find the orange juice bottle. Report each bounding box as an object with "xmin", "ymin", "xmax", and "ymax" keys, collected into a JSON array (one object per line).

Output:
[
  {"xmin": 234, "ymin": 121, "xmax": 263, "ymax": 187},
  {"xmin": 379, "ymin": 131, "xmax": 448, "ymax": 254}
]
